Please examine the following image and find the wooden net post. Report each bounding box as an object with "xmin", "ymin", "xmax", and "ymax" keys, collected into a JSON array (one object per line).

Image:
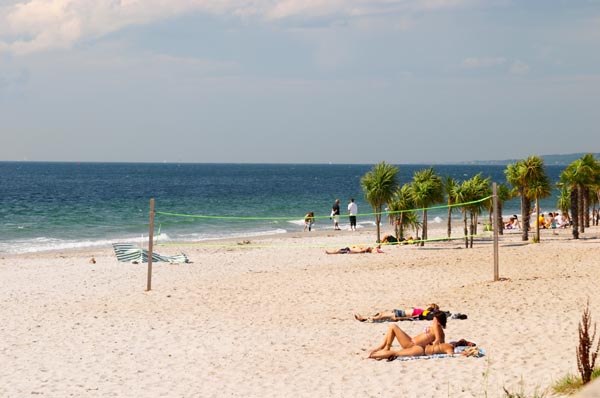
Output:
[
  {"xmin": 492, "ymin": 183, "xmax": 499, "ymax": 281},
  {"xmin": 147, "ymin": 198, "xmax": 155, "ymax": 291}
]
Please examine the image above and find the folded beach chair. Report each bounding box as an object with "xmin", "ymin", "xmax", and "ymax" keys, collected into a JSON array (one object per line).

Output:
[{"xmin": 112, "ymin": 243, "xmax": 190, "ymax": 264}]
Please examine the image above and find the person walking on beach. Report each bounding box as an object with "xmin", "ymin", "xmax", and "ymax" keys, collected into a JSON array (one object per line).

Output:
[
  {"xmin": 348, "ymin": 198, "xmax": 358, "ymax": 231},
  {"xmin": 331, "ymin": 199, "xmax": 341, "ymax": 230}
]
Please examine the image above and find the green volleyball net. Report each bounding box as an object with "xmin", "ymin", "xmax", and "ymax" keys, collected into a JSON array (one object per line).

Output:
[{"xmin": 151, "ymin": 196, "xmax": 494, "ymax": 249}]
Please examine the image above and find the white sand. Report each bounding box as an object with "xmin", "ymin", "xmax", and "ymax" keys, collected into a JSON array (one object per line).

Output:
[{"xmin": 1, "ymin": 224, "xmax": 600, "ymax": 397}]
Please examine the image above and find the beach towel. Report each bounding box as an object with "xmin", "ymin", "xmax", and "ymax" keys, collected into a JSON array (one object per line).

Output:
[
  {"xmin": 392, "ymin": 346, "xmax": 485, "ymax": 361},
  {"xmin": 112, "ymin": 243, "xmax": 191, "ymax": 264}
]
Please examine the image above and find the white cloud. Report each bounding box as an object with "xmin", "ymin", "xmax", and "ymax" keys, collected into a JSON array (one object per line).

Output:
[
  {"xmin": 0, "ymin": 0, "xmax": 475, "ymax": 55},
  {"xmin": 510, "ymin": 60, "xmax": 530, "ymax": 75},
  {"xmin": 266, "ymin": 0, "xmax": 345, "ymax": 20},
  {"xmin": 461, "ymin": 56, "xmax": 506, "ymax": 68}
]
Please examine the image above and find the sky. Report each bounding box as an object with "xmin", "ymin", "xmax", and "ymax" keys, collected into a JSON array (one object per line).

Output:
[{"xmin": 1, "ymin": 0, "xmax": 599, "ymax": 164}]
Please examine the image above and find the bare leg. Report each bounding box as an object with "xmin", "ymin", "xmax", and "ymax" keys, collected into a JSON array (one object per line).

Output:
[
  {"xmin": 369, "ymin": 345, "xmax": 424, "ymax": 360},
  {"xmin": 372, "ymin": 314, "xmax": 416, "ymax": 322},
  {"xmin": 368, "ymin": 324, "xmax": 415, "ymax": 356},
  {"xmin": 368, "ymin": 312, "xmax": 395, "ymax": 322},
  {"xmin": 356, "ymin": 312, "xmax": 415, "ymax": 323}
]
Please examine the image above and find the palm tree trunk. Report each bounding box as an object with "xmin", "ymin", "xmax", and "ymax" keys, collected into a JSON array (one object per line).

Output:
[
  {"xmin": 571, "ymin": 187, "xmax": 579, "ymax": 239},
  {"xmin": 584, "ymin": 187, "xmax": 590, "ymax": 228},
  {"xmin": 497, "ymin": 204, "xmax": 504, "ymax": 236},
  {"xmin": 375, "ymin": 207, "xmax": 382, "ymax": 243},
  {"xmin": 421, "ymin": 209, "xmax": 427, "ymax": 247},
  {"xmin": 399, "ymin": 213, "xmax": 404, "ymax": 239},
  {"xmin": 463, "ymin": 210, "xmax": 468, "ymax": 248},
  {"xmin": 522, "ymin": 195, "xmax": 531, "ymax": 241},
  {"xmin": 578, "ymin": 186, "xmax": 585, "ymax": 234},
  {"xmin": 535, "ymin": 198, "xmax": 540, "ymax": 243},
  {"xmin": 447, "ymin": 203, "xmax": 452, "ymax": 240},
  {"xmin": 469, "ymin": 211, "xmax": 474, "ymax": 248}
]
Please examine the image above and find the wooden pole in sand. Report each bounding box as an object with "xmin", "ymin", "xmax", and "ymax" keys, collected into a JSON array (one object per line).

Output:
[
  {"xmin": 492, "ymin": 183, "xmax": 499, "ymax": 281},
  {"xmin": 147, "ymin": 198, "xmax": 155, "ymax": 291}
]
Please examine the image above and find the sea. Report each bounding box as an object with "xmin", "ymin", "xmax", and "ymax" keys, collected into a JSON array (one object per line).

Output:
[{"xmin": 0, "ymin": 162, "xmax": 566, "ymax": 254}]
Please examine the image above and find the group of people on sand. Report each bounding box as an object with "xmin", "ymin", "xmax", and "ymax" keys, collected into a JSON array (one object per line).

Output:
[
  {"xmin": 535, "ymin": 211, "xmax": 570, "ymax": 229},
  {"xmin": 355, "ymin": 303, "xmax": 476, "ymax": 360},
  {"xmin": 304, "ymin": 198, "xmax": 359, "ymax": 232},
  {"xmin": 504, "ymin": 211, "xmax": 571, "ymax": 230}
]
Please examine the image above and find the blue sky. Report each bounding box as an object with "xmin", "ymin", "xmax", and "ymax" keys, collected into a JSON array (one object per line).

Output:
[{"xmin": 1, "ymin": 0, "xmax": 599, "ymax": 163}]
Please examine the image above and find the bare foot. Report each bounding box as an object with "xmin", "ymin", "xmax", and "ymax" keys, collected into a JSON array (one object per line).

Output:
[
  {"xmin": 368, "ymin": 348, "xmax": 382, "ymax": 359},
  {"xmin": 354, "ymin": 314, "xmax": 367, "ymax": 322}
]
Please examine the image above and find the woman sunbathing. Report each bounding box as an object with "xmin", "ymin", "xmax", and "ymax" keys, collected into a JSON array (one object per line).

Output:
[
  {"xmin": 367, "ymin": 311, "xmax": 454, "ymax": 360},
  {"xmin": 354, "ymin": 303, "xmax": 440, "ymax": 322},
  {"xmin": 326, "ymin": 245, "xmax": 383, "ymax": 254}
]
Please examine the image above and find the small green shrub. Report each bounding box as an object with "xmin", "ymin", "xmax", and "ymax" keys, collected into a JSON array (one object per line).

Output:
[
  {"xmin": 577, "ymin": 299, "xmax": 600, "ymax": 384},
  {"xmin": 552, "ymin": 368, "xmax": 600, "ymax": 396}
]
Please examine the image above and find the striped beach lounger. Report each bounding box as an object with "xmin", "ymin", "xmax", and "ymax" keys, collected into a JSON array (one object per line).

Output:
[{"xmin": 112, "ymin": 243, "xmax": 190, "ymax": 264}]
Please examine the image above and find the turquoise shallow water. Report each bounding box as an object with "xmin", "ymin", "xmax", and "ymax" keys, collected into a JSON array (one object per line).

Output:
[{"xmin": 0, "ymin": 162, "xmax": 565, "ymax": 254}]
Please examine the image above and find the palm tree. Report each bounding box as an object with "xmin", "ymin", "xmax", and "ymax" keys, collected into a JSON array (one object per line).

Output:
[
  {"xmin": 445, "ymin": 176, "xmax": 459, "ymax": 240},
  {"xmin": 410, "ymin": 168, "xmax": 444, "ymax": 247},
  {"xmin": 556, "ymin": 184, "xmax": 571, "ymax": 216},
  {"xmin": 560, "ymin": 155, "xmax": 600, "ymax": 238},
  {"xmin": 528, "ymin": 176, "xmax": 552, "ymax": 242},
  {"xmin": 361, "ymin": 162, "xmax": 400, "ymax": 243},
  {"xmin": 579, "ymin": 154, "xmax": 600, "ymax": 228},
  {"xmin": 402, "ymin": 211, "xmax": 423, "ymax": 240},
  {"xmin": 453, "ymin": 180, "xmax": 470, "ymax": 248},
  {"xmin": 492, "ymin": 183, "xmax": 512, "ymax": 236},
  {"xmin": 560, "ymin": 164, "xmax": 584, "ymax": 239},
  {"xmin": 505, "ymin": 156, "xmax": 546, "ymax": 241},
  {"xmin": 505, "ymin": 162, "xmax": 529, "ymax": 241},
  {"xmin": 454, "ymin": 174, "xmax": 490, "ymax": 248},
  {"xmin": 466, "ymin": 174, "xmax": 491, "ymax": 248},
  {"xmin": 388, "ymin": 184, "xmax": 415, "ymax": 240}
]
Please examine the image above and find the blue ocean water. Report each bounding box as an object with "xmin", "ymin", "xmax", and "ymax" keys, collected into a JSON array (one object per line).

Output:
[{"xmin": 0, "ymin": 162, "xmax": 566, "ymax": 254}]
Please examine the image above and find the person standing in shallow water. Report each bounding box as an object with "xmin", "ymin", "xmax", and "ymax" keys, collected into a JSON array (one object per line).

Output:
[
  {"xmin": 348, "ymin": 198, "xmax": 357, "ymax": 231},
  {"xmin": 331, "ymin": 199, "xmax": 341, "ymax": 230},
  {"xmin": 304, "ymin": 212, "xmax": 315, "ymax": 231}
]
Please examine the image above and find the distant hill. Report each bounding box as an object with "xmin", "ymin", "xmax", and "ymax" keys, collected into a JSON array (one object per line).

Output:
[{"xmin": 459, "ymin": 153, "xmax": 600, "ymax": 166}]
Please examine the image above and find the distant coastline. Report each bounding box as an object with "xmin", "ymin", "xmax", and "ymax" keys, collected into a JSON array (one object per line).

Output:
[
  {"xmin": 453, "ymin": 152, "xmax": 600, "ymax": 166},
  {"xmin": 3, "ymin": 152, "xmax": 599, "ymax": 167}
]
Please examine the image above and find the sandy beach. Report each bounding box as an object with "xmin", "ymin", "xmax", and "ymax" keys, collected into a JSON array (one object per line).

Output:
[{"xmin": 1, "ymin": 224, "xmax": 600, "ymax": 397}]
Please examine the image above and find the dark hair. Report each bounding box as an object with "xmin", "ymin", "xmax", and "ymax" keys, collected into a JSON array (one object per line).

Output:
[{"xmin": 432, "ymin": 311, "xmax": 447, "ymax": 328}]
